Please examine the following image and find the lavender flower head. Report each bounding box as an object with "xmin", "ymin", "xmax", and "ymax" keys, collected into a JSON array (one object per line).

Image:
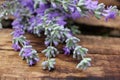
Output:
[
  {"xmin": 63, "ymin": 47, "xmax": 71, "ymax": 55},
  {"xmin": 102, "ymin": 6, "xmax": 118, "ymax": 21},
  {"xmin": 19, "ymin": 46, "xmax": 39, "ymax": 66}
]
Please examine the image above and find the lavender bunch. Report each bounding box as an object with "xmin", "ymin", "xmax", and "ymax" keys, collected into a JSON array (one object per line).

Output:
[{"xmin": 0, "ymin": 0, "xmax": 119, "ymax": 71}]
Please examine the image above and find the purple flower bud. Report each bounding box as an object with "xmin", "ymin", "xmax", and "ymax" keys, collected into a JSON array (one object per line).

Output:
[
  {"xmin": 102, "ymin": 6, "xmax": 118, "ymax": 21},
  {"xmin": 12, "ymin": 20, "xmax": 19, "ymax": 27},
  {"xmin": 23, "ymin": 40, "xmax": 30, "ymax": 46},
  {"xmin": 29, "ymin": 60, "xmax": 34, "ymax": 66},
  {"xmin": 36, "ymin": 2, "xmax": 50, "ymax": 14},
  {"xmin": 56, "ymin": 17, "xmax": 66, "ymax": 26},
  {"xmin": 65, "ymin": 32, "xmax": 72, "ymax": 38},
  {"xmin": 12, "ymin": 43, "xmax": 21, "ymax": 51},
  {"xmin": 71, "ymin": 10, "xmax": 81, "ymax": 19},
  {"xmin": 13, "ymin": 29, "xmax": 24, "ymax": 37},
  {"xmin": 51, "ymin": 2, "xmax": 57, "ymax": 8},
  {"xmin": 85, "ymin": 0, "xmax": 98, "ymax": 10},
  {"xmin": 63, "ymin": 47, "xmax": 71, "ymax": 55},
  {"xmin": 45, "ymin": 41, "xmax": 50, "ymax": 46},
  {"xmin": 13, "ymin": 11, "xmax": 20, "ymax": 18},
  {"xmin": 68, "ymin": 6, "xmax": 75, "ymax": 13},
  {"xmin": 18, "ymin": 0, "xmax": 34, "ymax": 12},
  {"xmin": 53, "ymin": 41, "xmax": 58, "ymax": 46},
  {"xmin": 20, "ymin": 46, "xmax": 39, "ymax": 66}
]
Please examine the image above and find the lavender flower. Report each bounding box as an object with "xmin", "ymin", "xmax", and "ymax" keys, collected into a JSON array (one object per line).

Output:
[
  {"xmin": 42, "ymin": 59, "xmax": 56, "ymax": 70},
  {"xmin": 56, "ymin": 17, "xmax": 66, "ymax": 26},
  {"xmin": 12, "ymin": 36, "xmax": 27, "ymax": 51},
  {"xmin": 12, "ymin": 29, "xmax": 24, "ymax": 38},
  {"xmin": 12, "ymin": 19, "xmax": 23, "ymax": 29},
  {"xmin": 73, "ymin": 46, "xmax": 88, "ymax": 60},
  {"xmin": 23, "ymin": 40, "xmax": 30, "ymax": 46},
  {"xmin": 42, "ymin": 46, "xmax": 59, "ymax": 58},
  {"xmin": 71, "ymin": 10, "xmax": 81, "ymax": 19},
  {"xmin": 63, "ymin": 47, "xmax": 71, "ymax": 55},
  {"xmin": 18, "ymin": 0, "xmax": 34, "ymax": 12},
  {"xmin": 12, "ymin": 42, "xmax": 21, "ymax": 51},
  {"xmin": 19, "ymin": 45, "xmax": 39, "ymax": 66},
  {"xmin": 66, "ymin": 37, "xmax": 80, "ymax": 50},
  {"xmin": 36, "ymin": 2, "xmax": 50, "ymax": 14},
  {"xmin": 76, "ymin": 58, "xmax": 91, "ymax": 70},
  {"xmin": 102, "ymin": 6, "xmax": 118, "ymax": 21},
  {"xmin": 85, "ymin": 0, "xmax": 98, "ymax": 10}
]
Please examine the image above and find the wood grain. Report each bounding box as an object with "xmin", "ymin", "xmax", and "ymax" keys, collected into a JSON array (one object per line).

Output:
[
  {"xmin": 75, "ymin": 16, "xmax": 120, "ymax": 30},
  {"xmin": 0, "ymin": 0, "xmax": 4, "ymax": 5},
  {"xmin": 0, "ymin": 29, "xmax": 120, "ymax": 79},
  {"xmin": 98, "ymin": 0, "xmax": 120, "ymax": 7}
]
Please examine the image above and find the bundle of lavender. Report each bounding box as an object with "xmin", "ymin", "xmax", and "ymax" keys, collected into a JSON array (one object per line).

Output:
[{"xmin": 0, "ymin": 0, "xmax": 118, "ymax": 71}]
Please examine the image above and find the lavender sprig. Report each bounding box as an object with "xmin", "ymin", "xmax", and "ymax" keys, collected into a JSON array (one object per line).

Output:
[
  {"xmin": 76, "ymin": 58, "xmax": 91, "ymax": 70},
  {"xmin": 19, "ymin": 45, "xmax": 39, "ymax": 66},
  {"xmin": 42, "ymin": 46, "xmax": 59, "ymax": 58},
  {"xmin": 42, "ymin": 59, "xmax": 56, "ymax": 70},
  {"xmin": 73, "ymin": 46, "xmax": 88, "ymax": 60},
  {"xmin": 41, "ymin": 46, "xmax": 58, "ymax": 70}
]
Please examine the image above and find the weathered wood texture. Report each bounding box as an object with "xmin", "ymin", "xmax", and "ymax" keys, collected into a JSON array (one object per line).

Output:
[
  {"xmin": 0, "ymin": 29, "xmax": 120, "ymax": 80},
  {"xmin": 98, "ymin": 0, "xmax": 120, "ymax": 7},
  {"xmin": 76, "ymin": 16, "xmax": 120, "ymax": 30},
  {"xmin": 0, "ymin": 0, "xmax": 4, "ymax": 4}
]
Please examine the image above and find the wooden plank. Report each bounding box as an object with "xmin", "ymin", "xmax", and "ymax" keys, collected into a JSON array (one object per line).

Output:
[
  {"xmin": 0, "ymin": 1, "xmax": 5, "ymax": 5},
  {"xmin": 75, "ymin": 16, "xmax": 120, "ymax": 30},
  {"xmin": 98, "ymin": 0, "xmax": 120, "ymax": 7},
  {"xmin": 0, "ymin": 29, "xmax": 120, "ymax": 79}
]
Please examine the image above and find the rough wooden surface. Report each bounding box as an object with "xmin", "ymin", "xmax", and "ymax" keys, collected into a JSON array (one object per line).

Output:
[
  {"xmin": 98, "ymin": 0, "xmax": 120, "ymax": 7},
  {"xmin": 0, "ymin": 29, "xmax": 120, "ymax": 80},
  {"xmin": 76, "ymin": 16, "xmax": 120, "ymax": 30}
]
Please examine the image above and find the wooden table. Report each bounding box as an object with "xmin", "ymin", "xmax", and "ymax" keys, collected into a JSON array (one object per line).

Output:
[{"xmin": 0, "ymin": 29, "xmax": 120, "ymax": 80}]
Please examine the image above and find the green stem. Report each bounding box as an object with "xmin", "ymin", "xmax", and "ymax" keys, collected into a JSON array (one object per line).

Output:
[
  {"xmin": 48, "ymin": 42, "xmax": 53, "ymax": 60},
  {"xmin": 19, "ymin": 40, "xmax": 24, "ymax": 47},
  {"xmin": 81, "ymin": 55, "xmax": 84, "ymax": 60}
]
